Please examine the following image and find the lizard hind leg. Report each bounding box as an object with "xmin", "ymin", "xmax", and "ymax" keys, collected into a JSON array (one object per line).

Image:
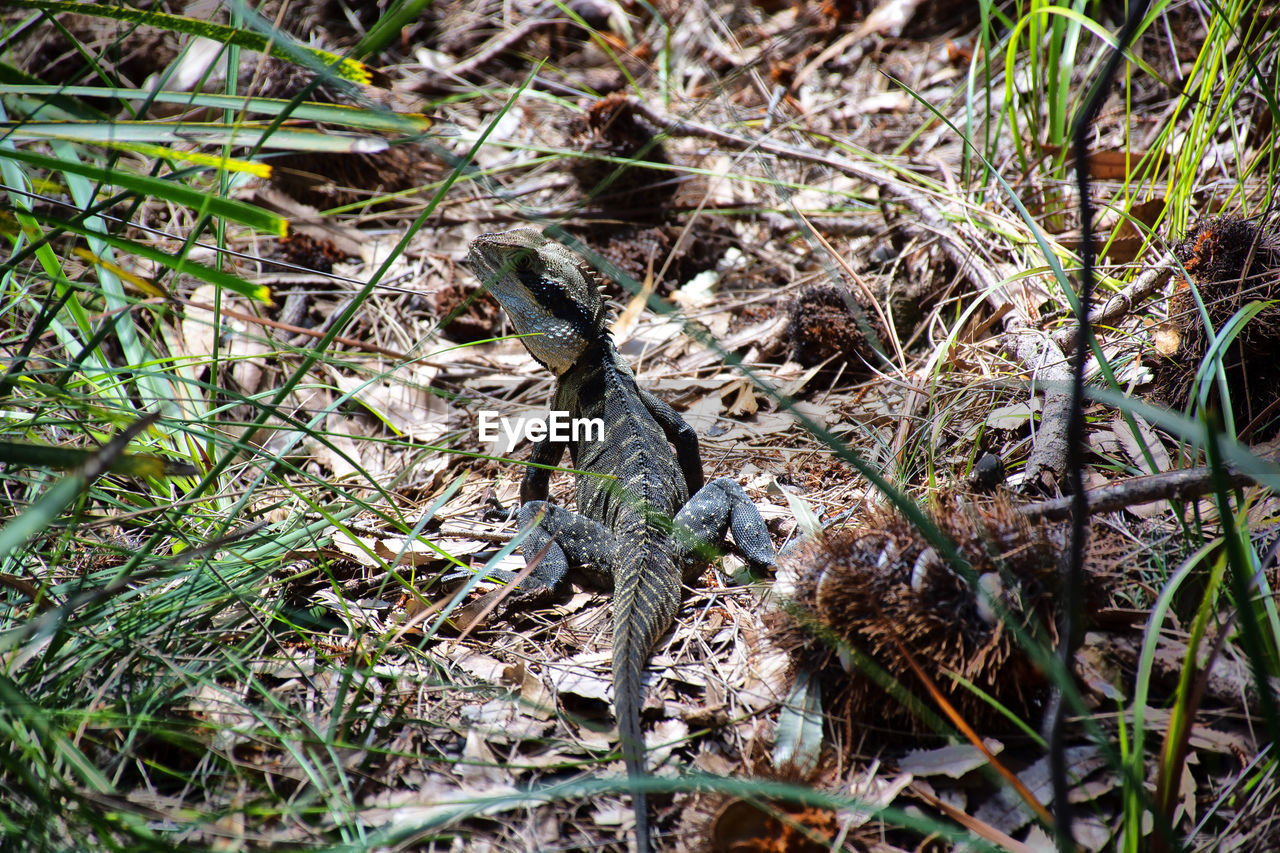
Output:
[
  {"xmin": 673, "ymin": 477, "xmax": 776, "ymax": 577},
  {"xmin": 516, "ymin": 501, "xmax": 619, "ymax": 594}
]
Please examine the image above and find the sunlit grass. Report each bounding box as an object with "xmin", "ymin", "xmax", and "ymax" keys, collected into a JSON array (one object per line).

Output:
[{"xmin": 1, "ymin": 0, "xmax": 1277, "ymax": 849}]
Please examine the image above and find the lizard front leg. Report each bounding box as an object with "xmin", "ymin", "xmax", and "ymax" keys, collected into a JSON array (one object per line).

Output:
[
  {"xmin": 516, "ymin": 439, "xmax": 618, "ymax": 596},
  {"xmin": 672, "ymin": 477, "xmax": 775, "ymax": 577},
  {"xmin": 521, "ymin": 436, "xmax": 567, "ymax": 504}
]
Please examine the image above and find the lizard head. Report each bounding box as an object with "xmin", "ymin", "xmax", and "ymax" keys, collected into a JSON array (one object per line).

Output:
[{"xmin": 468, "ymin": 229, "xmax": 608, "ymax": 375}]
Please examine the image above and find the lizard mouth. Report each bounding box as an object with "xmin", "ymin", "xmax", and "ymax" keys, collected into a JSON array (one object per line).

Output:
[{"xmin": 468, "ymin": 230, "xmax": 605, "ymax": 374}]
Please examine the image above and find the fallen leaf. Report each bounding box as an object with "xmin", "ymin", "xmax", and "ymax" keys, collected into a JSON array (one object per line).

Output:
[
  {"xmin": 1151, "ymin": 321, "xmax": 1182, "ymax": 356},
  {"xmin": 898, "ymin": 739, "xmax": 1004, "ymax": 779},
  {"xmin": 457, "ymin": 729, "xmax": 505, "ymax": 785},
  {"xmin": 332, "ymin": 371, "xmax": 453, "ymax": 443},
  {"xmin": 1114, "ymin": 412, "xmax": 1171, "ymax": 475},
  {"xmin": 331, "ymin": 529, "xmax": 380, "ymax": 567},
  {"xmin": 521, "ymin": 669, "xmax": 556, "ymax": 721},
  {"xmin": 724, "ymin": 379, "xmax": 760, "ymax": 416},
  {"xmin": 449, "ymin": 647, "xmax": 510, "ymax": 684},
  {"xmin": 545, "ymin": 652, "xmax": 612, "ymax": 702},
  {"xmin": 181, "ymin": 283, "xmax": 220, "ymax": 358},
  {"xmin": 986, "ymin": 399, "xmax": 1041, "ymax": 430}
]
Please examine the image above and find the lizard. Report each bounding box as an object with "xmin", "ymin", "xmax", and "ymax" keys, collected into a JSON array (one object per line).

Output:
[{"xmin": 465, "ymin": 228, "xmax": 776, "ymax": 851}]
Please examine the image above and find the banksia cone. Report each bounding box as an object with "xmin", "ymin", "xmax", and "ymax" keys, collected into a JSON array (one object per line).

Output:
[{"xmin": 773, "ymin": 496, "xmax": 1064, "ymax": 736}]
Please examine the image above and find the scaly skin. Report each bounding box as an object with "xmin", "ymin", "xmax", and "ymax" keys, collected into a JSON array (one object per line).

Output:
[{"xmin": 468, "ymin": 229, "xmax": 775, "ymax": 851}]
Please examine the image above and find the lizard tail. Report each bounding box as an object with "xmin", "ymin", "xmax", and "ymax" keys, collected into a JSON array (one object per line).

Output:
[
  {"xmin": 614, "ymin": 632, "xmax": 652, "ymax": 853},
  {"xmin": 612, "ymin": 548, "xmax": 680, "ymax": 853}
]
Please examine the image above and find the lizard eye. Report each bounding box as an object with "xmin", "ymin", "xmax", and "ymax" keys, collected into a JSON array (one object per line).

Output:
[{"xmin": 512, "ymin": 251, "xmax": 536, "ymax": 272}]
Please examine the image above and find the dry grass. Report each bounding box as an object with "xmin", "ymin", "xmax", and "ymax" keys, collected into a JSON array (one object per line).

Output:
[{"xmin": 2, "ymin": 0, "xmax": 1279, "ymax": 850}]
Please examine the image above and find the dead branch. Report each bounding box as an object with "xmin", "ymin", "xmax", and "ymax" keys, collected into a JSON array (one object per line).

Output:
[
  {"xmin": 1051, "ymin": 252, "xmax": 1178, "ymax": 350},
  {"xmin": 1018, "ymin": 460, "xmax": 1275, "ymax": 522}
]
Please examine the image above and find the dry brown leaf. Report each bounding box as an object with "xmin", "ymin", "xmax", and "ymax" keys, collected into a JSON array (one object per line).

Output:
[
  {"xmin": 1088, "ymin": 426, "xmax": 1122, "ymax": 457},
  {"xmin": 692, "ymin": 749, "xmax": 736, "ymax": 777},
  {"xmin": 735, "ymin": 631, "xmax": 791, "ymax": 712},
  {"xmin": 360, "ymin": 781, "xmax": 527, "ymax": 829},
  {"xmin": 1150, "ymin": 320, "xmax": 1183, "ymax": 356},
  {"xmin": 1142, "ymin": 708, "xmax": 1252, "ymax": 754},
  {"xmin": 912, "ymin": 779, "xmax": 1035, "ymax": 853},
  {"xmin": 449, "ymin": 646, "xmax": 511, "ymax": 684},
  {"xmin": 520, "ymin": 668, "xmax": 556, "ymax": 721},
  {"xmin": 649, "ymin": 654, "xmax": 710, "ymax": 690},
  {"xmin": 331, "ymin": 530, "xmax": 380, "ymax": 567},
  {"xmin": 611, "ymin": 265, "xmax": 656, "ymax": 339},
  {"xmin": 460, "ymin": 699, "xmax": 553, "ymax": 743},
  {"xmin": 458, "ymin": 729, "xmax": 505, "ymax": 785},
  {"xmin": 898, "ymin": 739, "xmax": 1004, "ymax": 779},
  {"xmin": 974, "ymin": 745, "xmax": 1107, "ymax": 837},
  {"xmin": 778, "ymin": 361, "xmax": 831, "ymax": 399},
  {"xmin": 315, "ymin": 417, "xmax": 363, "ymax": 480},
  {"xmin": 229, "ymin": 331, "xmax": 270, "ymax": 395},
  {"xmin": 1108, "ymin": 197, "xmax": 1166, "ymax": 262},
  {"xmin": 679, "ymin": 394, "xmax": 724, "ymax": 436},
  {"xmin": 180, "ymin": 283, "xmax": 220, "ymax": 359},
  {"xmin": 986, "ymin": 399, "xmax": 1040, "ymax": 430},
  {"xmin": 671, "ymin": 269, "xmax": 717, "ymax": 311},
  {"xmin": 545, "ymin": 652, "xmax": 613, "ymax": 702},
  {"xmin": 648, "ymin": 718, "xmax": 689, "ymax": 767},
  {"xmin": 186, "ymin": 681, "xmax": 256, "ymax": 748},
  {"xmin": 1114, "ymin": 412, "xmax": 1171, "ymax": 475},
  {"xmin": 331, "ymin": 371, "xmax": 452, "ymax": 443},
  {"xmin": 678, "ymin": 315, "xmax": 789, "ymax": 372},
  {"xmin": 1041, "ymin": 144, "xmax": 1151, "ymax": 180},
  {"xmin": 590, "ymin": 799, "xmax": 630, "ymax": 830},
  {"xmin": 856, "ymin": 0, "xmax": 926, "ymax": 37},
  {"xmin": 724, "ymin": 379, "xmax": 760, "ymax": 417},
  {"xmin": 373, "ymin": 536, "xmax": 447, "ymax": 566},
  {"xmin": 847, "ymin": 769, "xmax": 913, "ymax": 828}
]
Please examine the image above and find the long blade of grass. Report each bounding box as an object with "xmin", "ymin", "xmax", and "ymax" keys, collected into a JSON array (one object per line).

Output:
[
  {"xmin": 1, "ymin": 146, "xmax": 287, "ymax": 236},
  {"xmin": 2, "ymin": 121, "xmax": 391, "ymax": 152},
  {"xmin": 0, "ymin": 439, "xmax": 197, "ymax": 478},
  {"xmin": 0, "ymin": 86, "xmax": 436, "ymax": 133},
  {"xmin": 0, "ymin": 412, "xmax": 160, "ymax": 560},
  {"xmin": 6, "ymin": 0, "xmax": 371, "ymax": 84},
  {"xmin": 19, "ymin": 208, "xmax": 274, "ymax": 304}
]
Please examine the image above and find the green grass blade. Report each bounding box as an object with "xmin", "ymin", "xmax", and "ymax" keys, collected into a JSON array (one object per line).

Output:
[
  {"xmin": 1, "ymin": 147, "xmax": 287, "ymax": 236},
  {"xmin": 22, "ymin": 207, "xmax": 274, "ymax": 304},
  {"xmin": 7, "ymin": 0, "xmax": 371, "ymax": 84},
  {"xmin": 0, "ymin": 85, "xmax": 435, "ymax": 132},
  {"xmin": 0, "ymin": 439, "xmax": 197, "ymax": 478},
  {"xmin": 2, "ymin": 121, "xmax": 392, "ymax": 152}
]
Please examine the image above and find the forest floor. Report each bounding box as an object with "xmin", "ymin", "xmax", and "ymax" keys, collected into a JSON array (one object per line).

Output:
[{"xmin": 3, "ymin": 0, "xmax": 1279, "ymax": 850}]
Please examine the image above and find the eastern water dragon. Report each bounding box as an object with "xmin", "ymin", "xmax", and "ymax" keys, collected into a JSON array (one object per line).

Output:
[{"xmin": 466, "ymin": 229, "xmax": 776, "ymax": 851}]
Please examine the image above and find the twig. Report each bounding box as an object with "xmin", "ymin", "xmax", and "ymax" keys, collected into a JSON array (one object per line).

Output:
[
  {"xmin": 438, "ymin": 524, "xmax": 514, "ymax": 543},
  {"xmin": 874, "ymin": 190, "xmax": 1074, "ymax": 490},
  {"xmin": 176, "ymin": 296, "xmax": 411, "ymax": 360},
  {"xmin": 449, "ymin": 18, "xmax": 549, "ymax": 80},
  {"xmin": 1051, "ymin": 252, "xmax": 1178, "ymax": 350},
  {"xmin": 1054, "ymin": 4, "xmax": 1151, "ymax": 846},
  {"xmin": 1017, "ymin": 463, "xmax": 1264, "ymax": 522},
  {"xmin": 760, "ymin": 211, "xmax": 882, "ymax": 237},
  {"xmin": 630, "ymin": 99, "xmax": 926, "ymax": 200}
]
